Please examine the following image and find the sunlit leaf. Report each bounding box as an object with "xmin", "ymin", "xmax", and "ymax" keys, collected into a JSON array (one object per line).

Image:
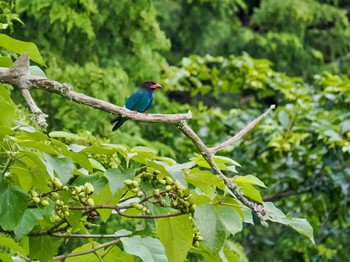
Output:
[
  {"xmin": 121, "ymin": 236, "xmax": 167, "ymax": 262},
  {"xmin": 0, "ymin": 34, "xmax": 45, "ymax": 65},
  {"xmin": 0, "ymin": 183, "xmax": 29, "ymax": 230},
  {"xmin": 157, "ymin": 215, "xmax": 193, "ymax": 262}
]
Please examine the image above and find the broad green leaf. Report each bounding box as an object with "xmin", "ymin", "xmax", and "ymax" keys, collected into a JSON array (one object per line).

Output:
[
  {"xmin": 14, "ymin": 140, "xmax": 57, "ymax": 154},
  {"xmin": 264, "ymin": 202, "xmax": 315, "ymax": 244},
  {"xmin": 103, "ymin": 246, "xmax": 135, "ymax": 262},
  {"xmin": 20, "ymin": 151, "xmax": 51, "ymax": 191},
  {"xmin": 190, "ymin": 154, "xmax": 240, "ymax": 172},
  {"xmin": 92, "ymin": 184, "xmax": 123, "ymax": 221},
  {"xmin": 0, "ymin": 85, "xmax": 16, "ymax": 127},
  {"xmin": 121, "ymin": 236, "xmax": 167, "ymax": 262},
  {"xmin": 0, "ymin": 252, "xmax": 12, "ymax": 262},
  {"xmin": 156, "ymin": 215, "xmax": 193, "ymax": 262},
  {"xmin": 65, "ymin": 209, "xmax": 85, "ymax": 231},
  {"xmin": 223, "ymin": 241, "xmax": 249, "ymax": 262},
  {"xmin": 105, "ymin": 168, "xmax": 132, "ymax": 195},
  {"xmin": 0, "ymin": 237, "xmax": 28, "ymax": 256},
  {"xmin": 89, "ymin": 158, "xmax": 106, "ymax": 171},
  {"xmin": 233, "ymin": 176, "xmax": 264, "ymax": 203},
  {"xmin": 217, "ymin": 206, "xmax": 243, "ymax": 235},
  {"xmin": 0, "ymin": 56, "xmax": 13, "ymax": 67},
  {"xmin": 0, "ymin": 184, "xmax": 29, "ymax": 230},
  {"xmin": 189, "ymin": 245, "xmax": 223, "ymax": 261},
  {"xmin": 0, "ymin": 34, "xmax": 45, "ymax": 65},
  {"xmin": 186, "ymin": 168, "xmax": 224, "ymax": 198},
  {"xmin": 68, "ymin": 151, "xmax": 92, "ymax": 172},
  {"xmin": 82, "ymin": 145, "xmax": 117, "ymax": 155},
  {"xmin": 43, "ymin": 153, "xmax": 74, "ymax": 183},
  {"xmin": 234, "ymin": 175, "xmax": 266, "ymax": 188},
  {"xmin": 194, "ymin": 204, "xmax": 227, "ymax": 252},
  {"xmin": 10, "ymin": 159, "xmax": 33, "ymax": 192},
  {"xmin": 65, "ymin": 241, "xmax": 103, "ymax": 262},
  {"xmin": 49, "ymin": 131, "xmax": 82, "ymax": 140},
  {"xmin": 29, "ymin": 236, "xmax": 63, "ymax": 262},
  {"xmin": 14, "ymin": 208, "xmax": 43, "ymax": 240}
]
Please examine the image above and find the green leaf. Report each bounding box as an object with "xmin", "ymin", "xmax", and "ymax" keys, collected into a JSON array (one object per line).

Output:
[
  {"xmin": 156, "ymin": 215, "xmax": 193, "ymax": 262},
  {"xmin": 340, "ymin": 120, "xmax": 350, "ymax": 133},
  {"xmin": 89, "ymin": 158, "xmax": 106, "ymax": 171},
  {"xmin": 0, "ymin": 85, "xmax": 16, "ymax": 127},
  {"xmin": 186, "ymin": 168, "xmax": 224, "ymax": 199},
  {"xmin": 29, "ymin": 65, "xmax": 46, "ymax": 77},
  {"xmin": 0, "ymin": 237, "xmax": 28, "ymax": 256},
  {"xmin": 15, "ymin": 140, "xmax": 57, "ymax": 154},
  {"xmin": 82, "ymin": 145, "xmax": 117, "ymax": 155},
  {"xmin": 105, "ymin": 168, "xmax": 132, "ymax": 195},
  {"xmin": 49, "ymin": 131, "xmax": 82, "ymax": 140},
  {"xmin": 0, "ymin": 56, "xmax": 13, "ymax": 67},
  {"xmin": 20, "ymin": 151, "xmax": 51, "ymax": 191},
  {"xmin": 103, "ymin": 246, "xmax": 135, "ymax": 262},
  {"xmin": 278, "ymin": 110, "xmax": 289, "ymax": 128},
  {"xmin": 233, "ymin": 175, "xmax": 266, "ymax": 188},
  {"xmin": 323, "ymin": 130, "xmax": 341, "ymax": 142},
  {"xmin": 0, "ymin": 252, "xmax": 12, "ymax": 262},
  {"xmin": 194, "ymin": 204, "xmax": 227, "ymax": 252},
  {"xmin": 29, "ymin": 236, "xmax": 62, "ymax": 261},
  {"xmin": 223, "ymin": 241, "xmax": 249, "ymax": 262},
  {"xmin": 121, "ymin": 236, "xmax": 167, "ymax": 262},
  {"xmin": 43, "ymin": 153, "xmax": 74, "ymax": 183},
  {"xmin": 0, "ymin": 183, "xmax": 29, "ymax": 230},
  {"xmin": 14, "ymin": 208, "xmax": 43, "ymax": 240},
  {"xmin": 190, "ymin": 154, "xmax": 240, "ymax": 172},
  {"xmin": 264, "ymin": 202, "xmax": 315, "ymax": 244},
  {"xmin": 65, "ymin": 241, "xmax": 103, "ymax": 262},
  {"xmin": 0, "ymin": 34, "xmax": 45, "ymax": 65},
  {"xmin": 217, "ymin": 206, "xmax": 243, "ymax": 235},
  {"xmin": 233, "ymin": 176, "xmax": 264, "ymax": 203}
]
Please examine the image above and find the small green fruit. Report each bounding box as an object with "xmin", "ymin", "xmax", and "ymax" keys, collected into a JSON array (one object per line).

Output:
[
  {"xmin": 41, "ymin": 200, "xmax": 49, "ymax": 207},
  {"xmin": 32, "ymin": 197, "xmax": 41, "ymax": 204}
]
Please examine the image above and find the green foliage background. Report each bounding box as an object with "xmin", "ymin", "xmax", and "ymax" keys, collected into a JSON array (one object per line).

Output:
[{"xmin": 0, "ymin": 0, "xmax": 349, "ymax": 261}]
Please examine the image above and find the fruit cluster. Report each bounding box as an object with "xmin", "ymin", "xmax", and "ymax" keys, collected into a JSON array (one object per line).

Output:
[{"xmin": 30, "ymin": 177, "xmax": 95, "ymax": 224}]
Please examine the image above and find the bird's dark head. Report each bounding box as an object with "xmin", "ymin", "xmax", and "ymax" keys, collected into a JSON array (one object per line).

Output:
[{"xmin": 142, "ymin": 81, "xmax": 162, "ymax": 90}]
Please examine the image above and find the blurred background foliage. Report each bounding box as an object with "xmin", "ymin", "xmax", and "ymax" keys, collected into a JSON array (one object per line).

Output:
[{"xmin": 1, "ymin": 0, "xmax": 349, "ymax": 261}]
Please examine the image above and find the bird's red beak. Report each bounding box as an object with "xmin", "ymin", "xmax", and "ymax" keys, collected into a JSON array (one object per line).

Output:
[{"xmin": 151, "ymin": 83, "xmax": 162, "ymax": 90}]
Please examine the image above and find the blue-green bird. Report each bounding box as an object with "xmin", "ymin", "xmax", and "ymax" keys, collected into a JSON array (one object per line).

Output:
[{"xmin": 111, "ymin": 81, "xmax": 162, "ymax": 131}]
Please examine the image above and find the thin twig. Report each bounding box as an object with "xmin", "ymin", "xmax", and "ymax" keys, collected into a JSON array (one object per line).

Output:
[
  {"xmin": 68, "ymin": 204, "xmax": 184, "ymax": 219},
  {"xmin": 209, "ymin": 105, "xmax": 275, "ymax": 154},
  {"xmin": 29, "ymin": 232, "xmax": 131, "ymax": 238},
  {"xmin": 52, "ymin": 239, "xmax": 120, "ymax": 261}
]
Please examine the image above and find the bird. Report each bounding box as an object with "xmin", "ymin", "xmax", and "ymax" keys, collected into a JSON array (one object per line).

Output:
[{"xmin": 111, "ymin": 81, "xmax": 162, "ymax": 131}]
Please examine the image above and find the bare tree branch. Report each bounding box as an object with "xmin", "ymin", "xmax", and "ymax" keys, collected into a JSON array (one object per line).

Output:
[
  {"xmin": 52, "ymin": 239, "xmax": 120, "ymax": 261},
  {"xmin": 0, "ymin": 54, "xmax": 192, "ymax": 129},
  {"xmin": 209, "ymin": 105, "xmax": 276, "ymax": 154},
  {"xmin": 0, "ymin": 54, "xmax": 276, "ymax": 223},
  {"xmin": 29, "ymin": 232, "xmax": 131, "ymax": 239}
]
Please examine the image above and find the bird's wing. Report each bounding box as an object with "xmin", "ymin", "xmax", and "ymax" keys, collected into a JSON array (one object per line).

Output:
[
  {"xmin": 125, "ymin": 89, "xmax": 143, "ymax": 110},
  {"xmin": 144, "ymin": 96, "xmax": 154, "ymax": 111}
]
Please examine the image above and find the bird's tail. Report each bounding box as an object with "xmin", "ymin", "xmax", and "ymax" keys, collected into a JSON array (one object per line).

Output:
[{"xmin": 111, "ymin": 115, "xmax": 128, "ymax": 131}]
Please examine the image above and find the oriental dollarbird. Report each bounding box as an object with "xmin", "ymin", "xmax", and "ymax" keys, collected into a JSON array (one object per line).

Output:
[{"xmin": 111, "ymin": 81, "xmax": 162, "ymax": 131}]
